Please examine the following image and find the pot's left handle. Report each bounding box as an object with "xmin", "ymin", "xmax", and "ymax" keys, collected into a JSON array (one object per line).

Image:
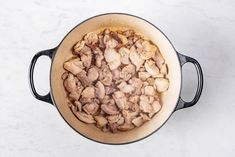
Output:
[{"xmin": 29, "ymin": 48, "xmax": 56, "ymax": 105}]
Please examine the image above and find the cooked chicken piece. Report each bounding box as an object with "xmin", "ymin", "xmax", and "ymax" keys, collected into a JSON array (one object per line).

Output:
[
  {"xmin": 139, "ymin": 100, "xmax": 152, "ymax": 113},
  {"xmin": 107, "ymin": 114, "xmax": 122, "ymax": 124},
  {"xmin": 117, "ymin": 117, "xmax": 125, "ymax": 125},
  {"xmin": 69, "ymin": 87, "xmax": 83, "ymax": 101},
  {"xmin": 138, "ymin": 72, "xmax": 151, "ymax": 80},
  {"xmin": 118, "ymin": 123, "xmax": 135, "ymax": 131},
  {"xmin": 79, "ymin": 45, "xmax": 92, "ymax": 55},
  {"xmin": 144, "ymin": 86, "xmax": 155, "ymax": 96},
  {"xmin": 133, "ymin": 35, "xmax": 140, "ymax": 43},
  {"xmin": 109, "ymin": 99, "xmax": 116, "ymax": 105},
  {"xmin": 143, "ymin": 81, "xmax": 150, "ymax": 86},
  {"xmin": 84, "ymin": 32, "xmax": 98, "ymax": 45},
  {"xmin": 122, "ymin": 101, "xmax": 130, "ymax": 110},
  {"xmin": 70, "ymin": 104, "xmax": 77, "ymax": 113},
  {"xmin": 144, "ymin": 59, "xmax": 160, "ymax": 77},
  {"xmin": 110, "ymin": 31, "xmax": 122, "ymax": 43},
  {"xmin": 108, "ymin": 58, "xmax": 121, "ymax": 70},
  {"xmin": 95, "ymin": 81, "xmax": 105, "ymax": 100},
  {"xmin": 122, "ymin": 30, "xmax": 134, "ymax": 37},
  {"xmin": 79, "ymin": 97, "xmax": 92, "ymax": 104},
  {"xmin": 109, "ymin": 123, "xmax": 119, "ymax": 133},
  {"xmin": 139, "ymin": 95, "xmax": 154, "ymax": 113},
  {"xmin": 127, "ymin": 35, "xmax": 139, "ymax": 48},
  {"xmin": 119, "ymin": 47, "xmax": 130, "ymax": 64},
  {"xmin": 129, "ymin": 102, "xmax": 140, "ymax": 113},
  {"xmin": 81, "ymin": 86, "xmax": 95, "ymax": 99},
  {"xmin": 140, "ymin": 113, "xmax": 151, "ymax": 122},
  {"xmin": 87, "ymin": 67, "xmax": 99, "ymax": 82},
  {"xmin": 140, "ymin": 95, "xmax": 155, "ymax": 103},
  {"xmin": 75, "ymin": 112, "xmax": 96, "ymax": 124},
  {"xmin": 98, "ymin": 35, "xmax": 105, "ymax": 48},
  {"xmin": 94, "ymin": 116, "xmax": 108, "ymax": 127},
  {"xmin": 112, "ymin": 91, "xmax": 126, "ymax": 110},
  {"xmin": 99, "ymin": 66, "xmax": 113, "ymax": 86},
  {"xmin": 117, "ymin": 81, "xmax": 135, "ymax": 94},
  {"xmin": 83, "ymin": 103, "xmax": 99, "ymax": 115},
  {"xmin": 61, "ymin": 72, "xmax": 69, "ymax": 80},
  {"xmin": 101, "ymin": 104, "xmax": 119, "ymax": 115},
  {"xmin": 138, "ymin": 41, "xmax": 157, "ymax": 60},
  {"xmin": 112, "ymin": 69, "xmax": 120, "ymax": 80},
  {"xmin": 100, "ymin": 75, "xmax": 113, "ymax": 86},
  {"xmin": 128, "ymin": 77, "xmax": 143, "ymax": 94},
  {"xmin": 76, "ymin": 70, "xmax": 91, "ymax": 87},
  {"xmin": 94, "ymin": 98, "xmax": 100, "ymax": 104},
  {"xmin": 93, "ymin": 47, "xmax": 104, "ymax": 68},
  {"xmin": 129, "ymin": 46, "xmax": 144, "ymax": 70},
  {"xmin": 132, "ymin": 116, "xmax": 144, "ymax": 127},
  {"xmin": 160, "ymin": 64, "xmax": 168, "ymax": 75},
  {"xmin": 120, "ymin": 64, "xmax": 135, "ymax": 81},
  {"xmin": 73, "ymin": 40, "xmax": 85, "ymax": 53},
  {"xmin": 74, "ymin": 101, "xmax": 82, "ymax": 112},
  {"xmin": 149, "ymin": 100, "xmax": 161, "ymax": 118},
  {"xmin": 152, "ymin": 49, "xmax": 165, "ymax": 68},
  {"xmin": 102, "ymin": 126, "xmax": 110, "ymax": 132},
  {"xmin": 117, "ymin": 34, "xmax": 128, "ymax": 45},
  {"xmin": 135, "ymin": 39, "xmax": 143, "ymax": 48},
  {"xmin": 122, "ymin": 83, "xmax": 135, "ymax": 94},
  {"xmin": 128, "ymin": 95, "xmax": 140, "ymax": 104},
  {"xmin": 104, "ymin": 28, "xmax": 110, "ymax": 35},
  {"xmin": 104, "ymin": 48, "xmax": 119, "ymax": 62},
  {"xmin": 146, "ymin": 77, "xmax": 155, "ymax": 86},
  {"xmin": 126, "ymin": 39, "xmax": 134, "ymax": 49},
  {"xmin": 154, "ymin": 78, "xmax": 169, "ymax": 92},
  {"xmin": 104, "ymin": 48, "xmax": 121, "ymax": 70},
  {"xmin": 103, "ymin": 35, "xmax": 118, "ymax": 48},
  {"xmin": 81, "ymin": 55, "xmax": 92, "ymax": 68},
  {"xmin": 110, "ymin": 31, "xmax": 128, "ymax": 46},
  {"xmin": 122, "ymin": 110, "xmax": 138, "ymax": 124},
  {"xmin": 101, "ymin": 95, "xmax": 111, "ymax": 104},
  {"xmin": 105, "ymin": 86, "xmax": 116, "ymax": 95},
  {"xmin": 63, "ymin": 58, "xmax": 84, "ymax": 75},
  {"xmin": 106, "ymin": 37, "xmax": 118, "ymax": 48},
  {"xmin": 63, "ymin": 73, "xmax": 77, "ymax": 92},
  {"xmin": 103, "ymin": 33, "xmax": 111, "ymax": 43},
  {"xmin": 71, "ymin": 46, "xmax": 92, "ymax": 69}
]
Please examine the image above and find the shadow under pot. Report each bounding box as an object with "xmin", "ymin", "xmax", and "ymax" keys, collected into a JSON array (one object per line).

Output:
[{"xmin": 29, "ymin": 13, "xmax": 203, "ymax": 145}]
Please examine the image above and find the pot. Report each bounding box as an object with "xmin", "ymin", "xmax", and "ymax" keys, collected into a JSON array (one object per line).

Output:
[{"xmin": 29, "ymin": 13, "xmax": 203, "ymax": 145}]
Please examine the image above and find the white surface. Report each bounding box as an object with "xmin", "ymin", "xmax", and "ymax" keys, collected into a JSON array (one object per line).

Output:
[{"xmin": 1, "ymin": 0, "xmax": 235, "ymax": 156}]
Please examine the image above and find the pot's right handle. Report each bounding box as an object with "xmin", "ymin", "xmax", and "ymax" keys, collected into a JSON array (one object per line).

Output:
[
  {"xmin": 175, "ymin": 53, "xmax": 203, "ymax": 111},
  {"xmin": 29, "ymin": 48, "xmax": 56, "ymax": 105}
]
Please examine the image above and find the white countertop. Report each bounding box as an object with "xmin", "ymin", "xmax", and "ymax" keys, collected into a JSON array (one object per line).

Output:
[{"xmin": 1, "ymin": 0, "xmax": 235, "ymax": 156}]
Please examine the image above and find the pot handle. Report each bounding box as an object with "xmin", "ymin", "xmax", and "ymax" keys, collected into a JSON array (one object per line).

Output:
[
  {"xmin": 175, "ymin": 53, "xmax": 203, "ymax": 111},
  {"xmin": 29, "ymin": 48, "xmax": 56, "ymax": 105}
]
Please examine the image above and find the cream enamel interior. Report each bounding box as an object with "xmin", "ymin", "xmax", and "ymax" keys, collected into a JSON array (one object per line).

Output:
[{"xmin": 51, "ymin": 14, "xmax": 181, "ymax": 144}]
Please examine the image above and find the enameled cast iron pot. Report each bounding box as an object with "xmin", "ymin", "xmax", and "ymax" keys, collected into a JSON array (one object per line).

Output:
[{"xmin": 29, "ymin": 13, "xmax": 203, "ymax": 145}]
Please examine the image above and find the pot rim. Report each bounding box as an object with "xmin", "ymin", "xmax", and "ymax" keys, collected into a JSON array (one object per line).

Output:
[{"xmin": 49, "ymin": 12, "xmax": 182, "ymax": 145}]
